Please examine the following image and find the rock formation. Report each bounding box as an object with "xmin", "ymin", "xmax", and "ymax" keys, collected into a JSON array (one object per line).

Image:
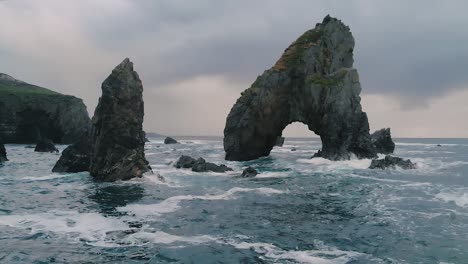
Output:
[
  {"xmin": 275, "ymin": 137, "xmax": 285, "ymax": 147},
  {"xmin": 175, "ymin": 155, "xmax": 233, "ymax": 173},
  {"xmin": 0, "ymin": 73, "xmax": 91, "ymax": 144},
  {"xmin": 369, "ymin": 155, "xmax": 416, "ymax": 170},
  {"xmin": 52, "ymin": 136, "xmax": 91, "ymax": 173},
  {"xmin": 89, "ymin": 58, "xmax": 151, "ymax": 181},
  {"xmin": 0, "ymin": 143, "xmax": 7, "ymax": 162},
  {"xmin": 34, "ymin": 139, "xmax": 59, "ymax": 153},
  {"xmin": 224, "ymin": 15, "xmax": 376, "ymax": 161},
  {"xmin": 164, "ymin": 137, "xmax": 178, "ymax": 144},
  {"xmin": 371, "ymin": 128, "xmax": 395, "ymax": 154},
  {"xmin": 242, "ymin": 167, "xmax": 258, "ymax": 178}
]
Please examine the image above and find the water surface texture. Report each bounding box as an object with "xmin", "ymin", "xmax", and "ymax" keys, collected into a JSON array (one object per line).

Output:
[{"xmin": 0, "ymin": 138, "xmax": 467, "ymax": 263}]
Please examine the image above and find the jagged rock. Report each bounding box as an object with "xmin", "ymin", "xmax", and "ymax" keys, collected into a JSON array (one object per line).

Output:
[
  {"xmin": 311, "ymin": 149, "xmax": 322, "ymax": 159},
  {"xmin": 291, "ymin": 148, "xmax": 297, "ymax": 152},
  {"xmin": 369, "ymin": 156, "xmax": 416, "ymax": 170},
  {"xmin": 437, "ymin": 144, "xmax": 442, "ymax": 147},
  {"xmin": 0, "ymin": 143, "xmax": 7, "ymax": 162},
  {"xmin": 242, "ymin": 167, "xmax": 258, "ymax": 178},
  {"xmin": 224, "ymin": 15, "xmax": 376, "ymax": 161},
  {"xmin": 164, "ymin": 137, "xmax": 178, "ymax": 144},
  {"xmin": 34, "ymin": 139, "xmax": 59, "ymax": 153},
  {"xmin": 89, "ymin": 58, "xmax": 151, "ymax": 181},
  {"xmin": 175, "ymin": 155, "xmax": 233, "ymax": 173},
  {"xmin": 371, "ymin": 128, "xmax": 395, "ymax": 154},
  {"xmin": 275, "ymin": 137, "xmax": 285, "ymax": 147},
  {"xmin": 0, "ymin": 73, "xmax": 91, "ymax": 144},
  {"xmin": 52, "ymin": 136, "xmax": 91, "ymax": 173}
]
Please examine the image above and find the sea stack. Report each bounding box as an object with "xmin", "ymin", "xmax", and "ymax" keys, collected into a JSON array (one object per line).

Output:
[
  {"xmin": 0, "ymin": 143, "xmax": 7, "ymax": 162},
  {"xmin": 371, "ymin": 128, "xmax": 395, "ymax": 154},
  {"xmin": 89, "ymin": 58, "xmax": 150, "ymax": 181},
  {"xmin": 224, "ymin": 15, "xmax": 376, "ymax": 161}
]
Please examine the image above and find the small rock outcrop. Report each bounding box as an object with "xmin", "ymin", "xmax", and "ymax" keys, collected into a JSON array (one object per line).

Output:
[
  {"xmin": 89, "ymin": 58, "xmax": 151, "ymax": 181},
  {"xmin": 369, "ymin": 156, "xmax": 416, "ymax": 170},
  {"xmin": 224, "ymin": 15, "xmax": 376, "ymax": 161},
  {"xmin": 241, "ymin": 167, "xmax": 258, "ymax": 178},
  {"xmin": 34, "ymin": 139, "xmax": 59, "ymax": 153},
  {"xmin": 164, "ymin": 137, "xmax": 178, "ymax": 144},
  {"xmin": 175, "ymin": 155, "xmax": 233, "ymax": 173},
  {"xmin": 0, "ymin": 143, "xmax": 7, "ymax": 162},
  {"xmin": 52, "ymin": 136, "xmax": 91, "ymax": 173},
  {"xmin": 371, "ymin": 128, "xmax": 395, "ymax": 154},
  {"xmin": 275, "ymin": 137, "xmax": 285, "ymax": 147},
  {"xmin": 0, "ymin": 73, "xmax": 91, "ymax": 144}
]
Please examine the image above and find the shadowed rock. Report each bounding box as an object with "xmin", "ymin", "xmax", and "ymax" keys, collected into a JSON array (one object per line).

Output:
[
  {"xmin": 369, "ymin": 156, "xmax": 416, "ymax": 170},
  {"xmin": 371, "ymin": 128, "xmax": 395, "ymax": 154},
  {"xmin": 275, "ymin": 137, "xmax": 285, "ymax": 147},
  {"xmin": 89, "ymin": 58, "xmax": 151, "ymax": 181},
  {"xmin": 224, "ymin": 15, "xmax": 376, "ymax": 161},
  {"xmin": 34, "ymin": 139, "xmax": 58, "ymax": 153},
  {"xmin": 241, "ymin": 167, "xmax": 258, "ymax": 178},
  {"xmin": 164, "ymin": 137, "xmax": 178, "ymax": 144},
  {"xmin": 175, "ymin": 155, "xmax": 233, "ymax": 173},
  {"xmin": 0, "ymin": 143, "xmax": 7, "ymax": 162},
  {"xmin": 52, "ymin": 136, "xmax": 91, "ymax": 173}
]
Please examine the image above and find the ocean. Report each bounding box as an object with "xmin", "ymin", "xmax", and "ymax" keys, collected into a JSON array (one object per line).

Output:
[{"xmin": 0, "ymin": 137, "xmax": 467, "ymax": 263}]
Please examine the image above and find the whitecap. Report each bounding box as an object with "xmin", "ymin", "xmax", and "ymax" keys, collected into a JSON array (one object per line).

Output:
[
  {"xmin": 436, "ymin": 191, "xmax": 468, "ymax": 207},
  {"xmin": 20, "ymin": 173, "xmax": 77, "ymax": 181},
  {"xmin": 255, "ymin": 172, "xmax": 289, "ymax": 178},
  {"xmin": 297, "ymin": 157, "xmax": 372, "ymax": 171},
  {"xmin": 123, "ymin": 231, "xmax": 217, "ymax": 246}
]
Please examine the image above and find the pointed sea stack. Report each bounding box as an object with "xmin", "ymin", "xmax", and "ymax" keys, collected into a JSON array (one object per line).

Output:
[
  {"xmin": 371, "ymin": 128, "xmax": 395, "ymax": 154},
  {"xmin": 89, "ymin": 58, "xmax": 150, "ymax": 181},
  {"xmin": 224, "ymin": 15, "xmax": 377, "ymax": 161},
  {"xmin": 0, "ymin": 143, "xmax": 7, "ymax": 162}
]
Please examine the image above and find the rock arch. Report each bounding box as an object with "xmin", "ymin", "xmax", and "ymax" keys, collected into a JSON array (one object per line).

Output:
[{"xmin": 224, "ymin": 16, "xmax": 377, "ymax": 161}]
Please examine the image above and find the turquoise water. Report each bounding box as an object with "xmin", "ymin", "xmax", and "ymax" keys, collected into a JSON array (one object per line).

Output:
[{"xmin": 0, "ymin": 138, "xmax": 467, "ymax": 263}]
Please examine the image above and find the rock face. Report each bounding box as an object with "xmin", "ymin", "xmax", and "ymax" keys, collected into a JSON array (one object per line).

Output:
[
  {"xmin": 275, "ymin": 137, "xmax": 285, "ymax": 147},
  {"xmin": 0, "ymin": 143, "xmax": 7, "ymax": 162},
  {"xmin": 164, "ymin": 137, "xmax": 178, "ymax": 144},
  {"xmin": 175, "ymin": 155, "xmax": 233, "ymax": 173},
  {"xmin": 224, "ymin": 15, "xmax": 376, "ymax": 161},
  {"xmin": 89, "ymin": 58, "xmax": 150, "ymax": 181},
  {"xmin": 34, "ymin": 139, "xmax": 59, "ymax": 153},
  {"xmin": 371, "ymin": 128, "xmax": 395, "ymax": 154},
  {"xmin": 0, "ymin": 73, "xmax": 91, "ymax": 144},
  {"xmin": 52, "ymin": 136, "xmax": 91, "ymax": 173},
  {"xmin": 241, "ymin": 167, "xmax": 258, "ymax": 178},
  {"xmin": 369, "ymin": 156, "xmax": 416, "ymax": 170}
]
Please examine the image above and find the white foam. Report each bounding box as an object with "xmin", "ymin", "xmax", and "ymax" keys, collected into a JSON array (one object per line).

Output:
[
  {"xmin": 20, "ymin": 173, "xmax": 77, "ymax": 181},
  {"xmin": 118, "ymin": 187, "xmax": 284, "ymax": 217},
  {"xmin": 255, "ymin": 172, "xmax": 289, "ymax": 178},
  {"xmin": 297, "ymin": 157, "xmax": 372, "ymax": 171},
  {"xmin": 123, "ymin": 231, "xmax": 217, "ymax": 246},
  {"xmin": 436, "ymin": 191, "xmax": 468, "ymax": 207}
]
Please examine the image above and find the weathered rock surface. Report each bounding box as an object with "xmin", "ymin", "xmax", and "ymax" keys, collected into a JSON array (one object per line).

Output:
[
  {"xmin": 242, "ymin": 167, "xmax": 258, "ymax": 178},
  {"xmin": 224, "ymin": 15, "xmax": 376, "ymax": 161},
  {"xmin": 52, "ymin": 136, "xmax": 91, "ymax": 173},
  {"xmin": 275, "ymin": 137, "xmax": 285, "ymax": 147},
  {"xmin": 175, "ymin": 155, "xmax": 233, "ymax": 173},
  {"xmin": 0, "ymin": 143, "xmax": 7, "ymax": 162},
  {"xmin": 0, "ymin": 73, "xmax": 91, "ymax": 144},
  {"xmin": 164, "ymin": 137, "xmax": 178, "ymax": 144},
  {"xmin": 369, "ymin": 155, "xmax": 416, "ymax": 170},
  {"xmin": 371, "ymin": 128, "xmax": 395, "ymax": 154},
  {"xmin": 89, "ymin": 58, "xmax": 150, "ymax": 181},
  {"xmin": 34, "ymin": 139, "xmax": 59, "ymax": 153}
]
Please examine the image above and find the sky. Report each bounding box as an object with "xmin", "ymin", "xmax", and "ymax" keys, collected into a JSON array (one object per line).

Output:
[{"xmin": 0, "ymin": 0, "xmax": 467, "ymax": 137}]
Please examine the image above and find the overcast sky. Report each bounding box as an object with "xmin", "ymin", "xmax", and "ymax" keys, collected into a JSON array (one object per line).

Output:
[{"xmin": 1, "ymin": 0, "xmax": 467, "ymax": 137}]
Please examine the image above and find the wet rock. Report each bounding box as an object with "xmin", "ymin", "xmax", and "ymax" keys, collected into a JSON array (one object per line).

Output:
[
  {"xmin": 0, "ymin": 143, "xmax": 7, "ymax": 162},
  {"xmin": 224, "ymin": 15, "xmax": 376, "ymax": 161},
  {"xmin": 164, "ymin": 137, "xmax": 178, "ymax": 144},
  {"xmin": 369, "ymin": 155, "xmax": 416, "ymax": 170},
  {"xmin": 275, "ymin": 137, "xmax": 285, "ymax": 147},
  {"xmin": 291, "ymin": 148, "xmax": 297, "ymax": 152},
  {"xmin": 175, "ymin": 155, "xmax": 233, "ymax": 173},
  {"xmin": 311, "ymin": 149, "xmax": 322, "ymax": 159},
  {"xmin": 437, "ymin": 144, "xmax": 442, "ymax": 147},
  {"xmin": 34, "ymin": 139, "xmax": 59, "ymax": 153},
  {"xmin": 371, "ymin": 128, "xmax": 395, "ymax": 154},
  {"xmin": 89, "ymin": 58, "xmax": 151, "ymax": 181},
  {"xmin": 52, "ymin": 136, "xmax": 91, "ymax": 173},
  {"xmin": 242, "ymin": 167, "xmax": 258, "ymax": 178}
]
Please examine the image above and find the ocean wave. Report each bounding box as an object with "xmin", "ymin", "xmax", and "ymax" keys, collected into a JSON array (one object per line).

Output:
[
  {"xmin": 19, "ymin": 173, "xmax": 78, "ymax": 182},
  {"xmin": 436, "ymin": 191, "xmax": 468, "ymax": 208},
  {"xmin": 255, "ymin": 172, "xmax": 290, "ymax": 178},
  {"xmin": 118, "ymin": 187, "xmax": 285, "ymax": 217},
  {"xmin": 123, "ymin": 231, "xmax": 217, "ymax": 246},
  {"xmin": 297, "ymin": 157, "xmax": 372, "ymax": 171}
]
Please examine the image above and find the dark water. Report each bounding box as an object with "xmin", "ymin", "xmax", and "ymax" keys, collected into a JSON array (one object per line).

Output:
[{"xmin": 0, "ymin": 138, "xmax": 467, "ymax": 263}]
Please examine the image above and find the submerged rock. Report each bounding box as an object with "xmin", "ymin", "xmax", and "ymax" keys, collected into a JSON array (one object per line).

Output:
[
  {"xmin": 89, "ymin": 58, "xmax": 151, "ymax": 181},
  {"xmin": 0, "ymin": 73, "xmax": 91, "ymax": 144},
  {"xmin": 369, "ymin": 156, "xmax": 416, "ymax": 170},
  {"xmin": 241, "ymin": 167, "xmax": 258, "ymax": 178},
  {"xmin": 0, "ymin": 143, "xmax": 7, "ymax": 162},
  {"xmin": 164, "ymin": 137, "xmax": 178, "ymax": 144},
  {"xmin": 52, "ymin": 136, "xmax": 91, "ymax": 173},
  {"xmin": 224, "ymin": 15, "xmax": 376, "ymax": 161},
  {"xmin": 175, "ymin": 155, "xmax": 233, "ymax": 173},
  {"xmin": 371, "ymin": 128, "xmax": 395, "ymax": 154},
  {"xmin": 275, "ymin": 137, "xmax": 285, "ymax": 147},
  {"xmin": 34, "ymin": 139, "xmax": 59, "ymax": 153}
]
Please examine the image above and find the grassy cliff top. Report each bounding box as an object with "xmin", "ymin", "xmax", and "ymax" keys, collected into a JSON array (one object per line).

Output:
[{"xmin": 0, "ymin": 73, "xmax": 61, "ymax": 96}]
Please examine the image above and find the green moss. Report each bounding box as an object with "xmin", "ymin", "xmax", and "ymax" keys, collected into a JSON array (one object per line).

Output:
[
  {"xmin": 0, "ymin": 81, "xmax": 60, "ymax": 96},
  {"xmin": 307, "ymin": 70, "xmax": 347, "ymax": 87}
]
